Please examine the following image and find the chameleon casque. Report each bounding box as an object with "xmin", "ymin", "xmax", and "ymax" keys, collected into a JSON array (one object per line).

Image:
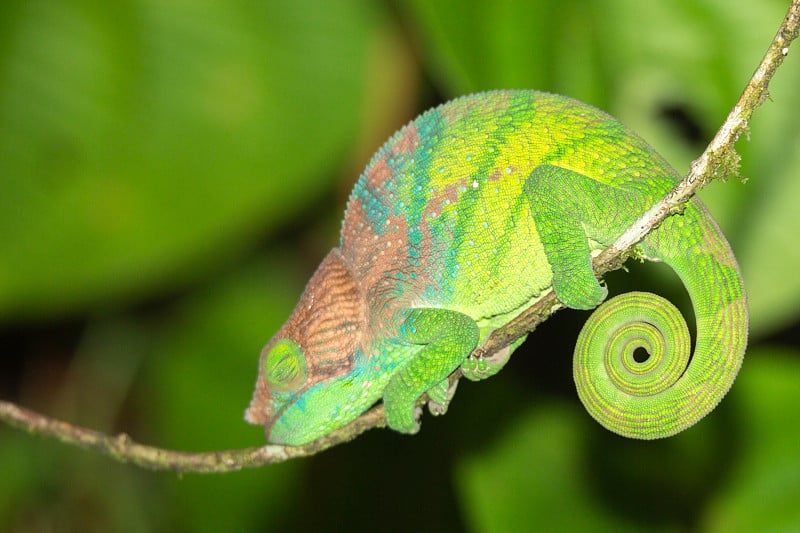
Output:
[{"xmin": 246, "ymin": 90, "xmax": 747, "ymax": 446}]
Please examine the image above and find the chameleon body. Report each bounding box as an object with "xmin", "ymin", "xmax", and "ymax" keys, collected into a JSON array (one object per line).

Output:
[{"xmin": 246, "ymin": 90, "xmax": 747, "ymax": 446}]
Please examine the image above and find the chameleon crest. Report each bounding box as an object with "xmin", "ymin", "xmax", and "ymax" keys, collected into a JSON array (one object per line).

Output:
[{"xmin": 246, "ymin": 90, "xmax": 747, "ymax": 446}]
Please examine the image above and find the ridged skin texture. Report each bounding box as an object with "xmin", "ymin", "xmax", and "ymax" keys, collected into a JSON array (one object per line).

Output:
[{"xmin": 246, "ymin": 90, "xmax": 747, "ymax": 445}]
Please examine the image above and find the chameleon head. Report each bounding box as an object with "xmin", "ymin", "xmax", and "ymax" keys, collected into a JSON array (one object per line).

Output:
[{"xmin": 245, "ymin": 249, "xmax": 369, "ymax": 445}]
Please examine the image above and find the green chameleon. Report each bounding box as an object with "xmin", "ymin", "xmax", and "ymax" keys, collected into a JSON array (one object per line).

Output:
[{"xmin": 246, "ymin": 90, "xmax": 747, "ymax": 446}]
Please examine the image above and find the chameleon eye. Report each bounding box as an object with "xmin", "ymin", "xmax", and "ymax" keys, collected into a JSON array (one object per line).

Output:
[{"xmin": 264, "ymin": 339, "xmax": 307, "ymax": 393}]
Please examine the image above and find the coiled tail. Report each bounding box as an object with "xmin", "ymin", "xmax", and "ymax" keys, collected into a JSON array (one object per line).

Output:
[{"xmin": 574, "ymin": 199, "xmax": 747, "ymax": 438}]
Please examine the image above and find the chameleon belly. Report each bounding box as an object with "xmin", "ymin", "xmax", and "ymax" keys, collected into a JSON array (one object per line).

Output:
[{"xmin": 246, "ymin": 90, "xmax": 747, "ymax": 446}]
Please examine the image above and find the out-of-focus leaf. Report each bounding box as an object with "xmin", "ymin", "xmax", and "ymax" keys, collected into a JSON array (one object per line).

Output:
[
  {"xmin": 0, "ymin": 0, "xmax": 381, "ymax": 320},
  {"xmin": 702, "ymin": 348, "xmax": 800, "ymax": 532},
  {"xmin": 455, "ymin": 404, "xmax": 654, "ymax": 532},
  {"xmin": 401, "ymin": 0, "xmax": 602, "ymax": 99},
  {"xmin": 735, "ymin": 86, "xmax": 800, "ymax": 335},
  {"xmin": 0, "ymin": 429, "xmax": 164, "ymax": 532}
]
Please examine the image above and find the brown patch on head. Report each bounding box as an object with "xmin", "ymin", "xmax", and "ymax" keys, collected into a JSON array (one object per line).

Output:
[
  {"xmin": 285, "ymin": 249, "xmax": 365, "ymax": 373},
  {"xmin": 245, "ymin": 249, "xmax": 367, "ymax": 426}
]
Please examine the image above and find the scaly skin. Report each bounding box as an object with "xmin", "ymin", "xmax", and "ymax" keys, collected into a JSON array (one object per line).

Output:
[{"xmin": 245, "ymin": 90, "xmax": 747, "ymax": 446}]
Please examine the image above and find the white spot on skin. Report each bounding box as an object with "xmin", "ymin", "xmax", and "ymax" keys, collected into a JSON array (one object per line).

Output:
[{"xmin": 472, "ymin": 180, "xmax": 479, "ymax": 189}]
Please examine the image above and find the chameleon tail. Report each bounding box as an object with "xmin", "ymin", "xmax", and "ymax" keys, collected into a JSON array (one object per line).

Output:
[{"xmin": 574, "ymin": 199, "xmax": 747, "ymax": 438}]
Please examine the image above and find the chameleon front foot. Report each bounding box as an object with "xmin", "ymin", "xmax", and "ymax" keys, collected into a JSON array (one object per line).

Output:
[{"xmin": 383, "ymin": 307, "xmax": 480, "ymax": 435}]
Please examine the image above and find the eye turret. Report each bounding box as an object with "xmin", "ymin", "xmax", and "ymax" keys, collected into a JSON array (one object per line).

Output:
[{"xmin": 264, "ymin": 339, "xmax": 307, "ymax": 393}]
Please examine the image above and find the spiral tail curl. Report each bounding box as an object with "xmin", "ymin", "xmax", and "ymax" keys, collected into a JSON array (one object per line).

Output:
[{"xmin": 574, "ymin": 200, "xmax": 747, "ymax": 439}]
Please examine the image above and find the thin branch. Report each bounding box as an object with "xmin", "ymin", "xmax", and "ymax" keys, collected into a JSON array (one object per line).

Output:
[
  {"xmin": 0, "ymin": 399, "xmax": 386, "ymax": 472},
  {"xmin": 1, "ymin": 0, "xmax": 799, "ymax": 473}
]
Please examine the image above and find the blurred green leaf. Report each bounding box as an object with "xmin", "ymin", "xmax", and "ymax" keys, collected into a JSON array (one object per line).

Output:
[
  {"xmin": 735, "ymin": 85, "xmax": 800, "ymax": 335},
  {"xmin": 0, "ymin": 0, "xmax": 381, "ymax": 320},
  {"xmin": 401, "ymin": 0, "xmax": 602, "ymax": 98},
  {"xmin": 0, "ymin": 431, "xmax": 163, "ymax": 532},
  {"xmin": 703, "ymin": 348, "xmax": 800, "ymax": 532},
  {"xmin": 455, "ymin": 404, "xmax": 651, "ymax": 532}
]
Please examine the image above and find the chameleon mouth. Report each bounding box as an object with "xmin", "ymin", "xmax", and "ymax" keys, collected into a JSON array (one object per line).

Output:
[
  {"xmin": 244, "ymin": 401, "xmax": 271, "ymax": 426},
  {"xmin": 244, "ymin": 379, "xmax": 276, "ymax": 426},
  {"xmin": 244, "ymin": 383, "xmax": 304, "ymax": 434}
]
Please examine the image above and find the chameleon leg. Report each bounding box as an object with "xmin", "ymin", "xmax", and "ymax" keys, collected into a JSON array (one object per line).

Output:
[
  {"xmin": 428, "ymin": 334, "xmax": 528, "ymax": 415},
  {"xmin": 524, "ymin": 164, "xmax": 628, "ymax": 310},
  {"xmin": 384, "ymin": 308, "xmax": 479, "ymax": 433}
]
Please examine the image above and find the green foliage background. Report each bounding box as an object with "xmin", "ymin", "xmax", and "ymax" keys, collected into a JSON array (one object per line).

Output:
[{"xmin": 1, "ymin": 0, "xmax": 799, "ymax": 531}]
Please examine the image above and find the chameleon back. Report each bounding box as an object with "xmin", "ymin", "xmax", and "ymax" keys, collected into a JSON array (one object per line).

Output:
[{"xmin": 341, "ymin": 90, "xmax": 679, "ymax": 338}]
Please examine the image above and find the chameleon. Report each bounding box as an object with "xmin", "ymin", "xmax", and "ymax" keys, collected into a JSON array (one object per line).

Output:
[{"xmin": 246, "ymin": 90, "xmax": 747, "ymax": 446}]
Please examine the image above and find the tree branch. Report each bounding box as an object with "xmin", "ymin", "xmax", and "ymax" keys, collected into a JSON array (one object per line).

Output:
[
  {"xmin": 1, "ymin": 0, "xmax": 799, "ymax": 473},
  {"xmin": 0, "ymin": 399, "xmax": 386, "ymax": 472}
]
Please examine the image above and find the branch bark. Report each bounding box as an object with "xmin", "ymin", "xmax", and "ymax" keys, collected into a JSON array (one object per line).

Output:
[{"xmin": 2, "ymin": 0, "xmax": 799, "ymax": 473}]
